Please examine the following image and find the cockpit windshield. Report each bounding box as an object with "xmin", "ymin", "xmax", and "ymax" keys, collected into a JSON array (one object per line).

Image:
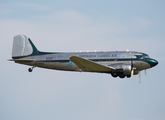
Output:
[
  {"xmin": 143, "ymin": 55, "xmax": 149, "ymax": 58},
  {"xmin": 141, "ymin": 55, "xmax": 149, "ymax": 59}
]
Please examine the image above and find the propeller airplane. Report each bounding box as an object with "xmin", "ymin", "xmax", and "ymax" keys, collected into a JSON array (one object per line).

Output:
[{"xmin": 9, "ymin": 35, "xmax": 158, "ymax": 83}]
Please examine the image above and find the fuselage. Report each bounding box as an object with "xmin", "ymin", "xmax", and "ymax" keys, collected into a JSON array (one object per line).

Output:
[
  {"xmin": 11, "ymin": 35, "xmax": 158, "ymax": 80},
  {"xmin": 13, "ymin": 51, "xmax": 158, "ymax": 74}
]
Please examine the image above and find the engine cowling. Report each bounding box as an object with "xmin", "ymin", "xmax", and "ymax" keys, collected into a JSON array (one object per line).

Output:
[
  {"xmin": 123, "ymin": 64, "xmax": 139, "ymax": 75},
  {"xmin": 123, "ymin": 64, "xmax": 132, "ymax": 75}
]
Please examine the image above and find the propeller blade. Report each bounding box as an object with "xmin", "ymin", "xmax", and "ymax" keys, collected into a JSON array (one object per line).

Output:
[
  {"xmin": 145, "ymin": 70, "xmax": 147, "ymax": 75},
  {"xmin": 139, "ymin": 72, "xmax": 141, "ymax": 83},
  {"xmin": 131, "ymin": 58, "xmax": 133, "ymax": 81},
  {"xmin": 131, "ymin": 58, "xmax": 133, "ymax": 69},
  {"xmin": 131, "ymin": 70, "xmax": 133, "ymax": 81}
]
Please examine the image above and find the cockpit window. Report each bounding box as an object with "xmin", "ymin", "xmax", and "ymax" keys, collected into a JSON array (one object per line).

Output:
[
  {"xmin": 141, "ymin": 55, "xmax": 149, "ymax": 59},
  {"xmin": 143, "ymin": 55, "xmax": 149, "ymax": 59},
  {"xmin": 144, "ymin": 55, "xmax": 149, "ymax": 58}
]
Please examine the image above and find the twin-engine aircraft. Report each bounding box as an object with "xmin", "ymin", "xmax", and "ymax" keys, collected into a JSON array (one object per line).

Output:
[{"xmin": 10, "ymin": 35, "xmax": 158, "ymax": 83}]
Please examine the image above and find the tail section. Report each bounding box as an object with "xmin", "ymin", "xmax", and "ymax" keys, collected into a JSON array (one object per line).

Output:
[{"xmin": 12, "ymin": 35, "xmax": 39, "ymax": 58}]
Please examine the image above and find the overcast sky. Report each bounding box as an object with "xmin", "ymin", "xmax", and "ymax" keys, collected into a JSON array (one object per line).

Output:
[{"xmin": 0, "ymin": 0, "xmax": 165, "ymax": 120}]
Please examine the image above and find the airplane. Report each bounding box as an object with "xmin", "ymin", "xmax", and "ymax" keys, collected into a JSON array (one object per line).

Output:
[{"xmin": 9, "ymin": 35, "xmax": 158, "ymax": 83}]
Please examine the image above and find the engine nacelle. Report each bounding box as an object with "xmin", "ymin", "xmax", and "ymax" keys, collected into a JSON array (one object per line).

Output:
[
  {"xmin": 123, "ymin": 64, "xmax": 139, "ymax": 75},
  {"xmin": 123, "ymin": 64, "xmax": 131, "ymax": 75}
]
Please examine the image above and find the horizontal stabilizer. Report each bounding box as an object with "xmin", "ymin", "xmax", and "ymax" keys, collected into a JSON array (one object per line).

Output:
[
  {"xmin": 70, "ymin": 56, "xmax": 116, "ymax": 72},
  {"xmin": 8, "ymin": 59, "xmax": 35, "ymax": 62}
]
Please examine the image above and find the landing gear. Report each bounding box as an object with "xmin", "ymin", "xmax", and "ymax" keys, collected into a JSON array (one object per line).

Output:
[
  {"xmin": 28, "ymin": 66, "xmax": 35, "ymax": 72},
  {"xmin": 111, "ymin": 72, "xmax": 128, "ymax": 79},
  {"xmin": 28, "ymin": 68, "xmax": 33, "ymax": 72},
  {"xmin": 127, "ymin": 75, "xmax": 131, "ymax": 78},
  {"xmin": 119, "ymin": 73, "xmax": 125, "ymax": 78},
  {"xmin": 111, "ymin": 72, "xmax": 118, "ymax": 77},
  {"xmin": 111, "ymin": 72, "xmax": 125, "ymax": 78}
]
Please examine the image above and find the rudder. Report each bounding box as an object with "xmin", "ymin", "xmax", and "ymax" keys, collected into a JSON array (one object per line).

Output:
[{"xmin": 12, "ymin": 35, "xmax": 34, "ymax": 57}]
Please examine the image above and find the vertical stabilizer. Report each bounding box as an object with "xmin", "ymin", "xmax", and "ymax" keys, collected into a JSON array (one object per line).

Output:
[{"xmin": 12, "ymin": 35, "xmax": 33, "ymax": 57}]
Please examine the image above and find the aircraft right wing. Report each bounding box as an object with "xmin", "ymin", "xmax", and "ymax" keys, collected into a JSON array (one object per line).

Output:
[{"xmin": 70, "ymin": 56, "xmax": 116, "ymax": 72}]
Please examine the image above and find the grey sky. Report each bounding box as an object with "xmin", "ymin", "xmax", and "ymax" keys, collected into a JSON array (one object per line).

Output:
[{"xmin": 0, "ymin": 0, "xmax": 165, "ymax": 120}]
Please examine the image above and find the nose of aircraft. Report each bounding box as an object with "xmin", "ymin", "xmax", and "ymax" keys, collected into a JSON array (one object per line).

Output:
[{"xmin": 150, "ymin": 59, "xmax": 158, "ymax": 67}]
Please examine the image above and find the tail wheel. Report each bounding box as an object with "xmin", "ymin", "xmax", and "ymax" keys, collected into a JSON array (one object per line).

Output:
[
  {"xmin": 28, "ymin": 66, "xmax": 35, "ymax": 72},
  {"xmin": 28, "ymin": 68, "xmax": 33, "ymax": 72}
]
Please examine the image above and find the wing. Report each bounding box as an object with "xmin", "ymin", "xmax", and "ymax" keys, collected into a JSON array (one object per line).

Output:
[{"xmin": 70, "ymin": 56, "xmax": 116, "ymax": 72}]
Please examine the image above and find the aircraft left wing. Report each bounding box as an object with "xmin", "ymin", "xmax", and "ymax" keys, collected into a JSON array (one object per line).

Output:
[{"xmin": 70, "ymin": 56, "xmax": 116, "ymax": 72}]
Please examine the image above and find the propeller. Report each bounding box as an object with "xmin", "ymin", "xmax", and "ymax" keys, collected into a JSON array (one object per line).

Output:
[
  {"xmin": 138, "ymin": 70, "xmax": 148, "ymax": 83},
  {"xmin": 131, "ymin": 69, "xmax": 134, "ymax": 81},
  {"xmin": 137, "ymin": 70, "xmax": 147, "ymax": 83},
  {"xmin": 131, "ymin": 58, "xmax": 134, "ymax": 81},
  {"xmin": 131, "ymin": 58, "xmax": 139, "ymax": 82},
  {"xmin": 139, "ymin": 71, "xmax": 141, "ymax": 83},
  {"xmin": 130, "ymin": 58, "xmax": 142, "ymax": 83}
]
